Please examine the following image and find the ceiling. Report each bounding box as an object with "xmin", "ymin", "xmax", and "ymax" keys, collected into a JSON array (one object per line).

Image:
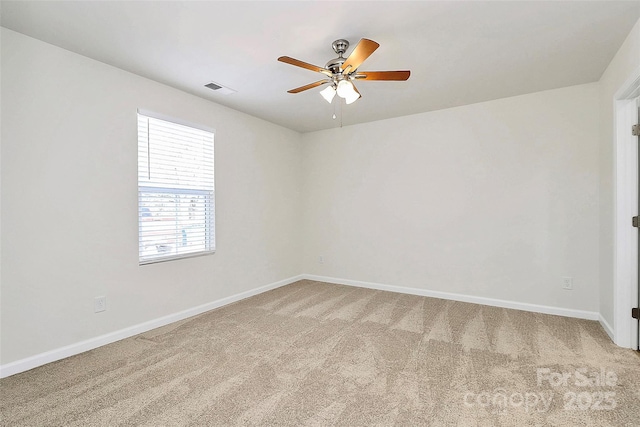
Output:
[{"xmin": 2, "ymin": 1, "xmax": 639, "ymax": 133}]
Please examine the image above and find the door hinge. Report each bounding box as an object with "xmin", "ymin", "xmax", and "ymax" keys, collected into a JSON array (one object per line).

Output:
[
  {"xmin": 633, "ymin": 308, "xmax": 639, "ymax": 319},
  {"xmin": 634, "ymin": 216, "xmax": 639, "ymax": 228},
  {"xmin": 633, "ymin": 124, "xmax": 640, "ymax": 136}
]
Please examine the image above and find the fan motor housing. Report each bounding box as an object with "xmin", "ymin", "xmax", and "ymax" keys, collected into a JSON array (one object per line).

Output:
[
  {"xmin": 326, "ymin": 39, "xmax": 350, "ymax": 73},
  {"xmin": 325, "ymin": 57, "xmax": 346, "ymax": 74}
]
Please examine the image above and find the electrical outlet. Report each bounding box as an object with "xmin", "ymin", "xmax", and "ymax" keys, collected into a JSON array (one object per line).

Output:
[
  {"xmin": 319, "ymin": 255, "xmax": 324, "ymax": 264},
  {"xmin": 562, "ymin": 277, "xmax": 573, "ymax": 290},
  {"xmin": 94, "ymin": 296, "xmax": 106, "ymax": 313}
]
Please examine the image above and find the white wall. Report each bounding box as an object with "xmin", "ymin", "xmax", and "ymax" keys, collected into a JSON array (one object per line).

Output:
[
  {"xmin": 301, "ymin": 84, "xmax": 600, "ymax": 313},
  {"xmin": 0, "ymin": 29, "xmax": 302, "ymax": 365},
  {"xmin": 597, "ymin": 18, "xmax": 640, "ymax": 329}
]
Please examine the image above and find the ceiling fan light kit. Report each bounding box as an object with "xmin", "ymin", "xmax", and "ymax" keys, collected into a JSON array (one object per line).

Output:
[{"xmin": 278, "ymin": 38, "xmax": 410, "ymax": 106}]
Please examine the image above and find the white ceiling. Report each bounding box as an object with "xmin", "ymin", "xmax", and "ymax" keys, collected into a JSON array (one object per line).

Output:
[{"xmin": 2, "ymin": 1, "xmax": 639, "ymax": 133}]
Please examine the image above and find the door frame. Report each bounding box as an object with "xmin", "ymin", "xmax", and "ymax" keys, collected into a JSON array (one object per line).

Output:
[{"xmin": 613, "ymin": 67, "xmax": 640, "ymax": 349}]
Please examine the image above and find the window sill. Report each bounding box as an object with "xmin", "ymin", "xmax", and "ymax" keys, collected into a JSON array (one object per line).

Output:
[{"xmin": 139, "ymin": 250, "xmax": 215, "ymax": 266}]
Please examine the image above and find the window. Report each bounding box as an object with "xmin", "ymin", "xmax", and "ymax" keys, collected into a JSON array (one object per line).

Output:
[{"xmin": 137, "ymin": 111, "xmax": 215, "ymax": 264}]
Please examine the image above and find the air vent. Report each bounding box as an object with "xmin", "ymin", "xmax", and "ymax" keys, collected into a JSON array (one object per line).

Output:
[{"xmin": 204, "ymin": 81, "xmax": 236, "ymax": 95}]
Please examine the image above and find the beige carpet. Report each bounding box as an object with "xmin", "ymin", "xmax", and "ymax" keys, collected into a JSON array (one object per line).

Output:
[{"xmin": 1, "ymin": 280, "xmax": 639, "ymax": 426}]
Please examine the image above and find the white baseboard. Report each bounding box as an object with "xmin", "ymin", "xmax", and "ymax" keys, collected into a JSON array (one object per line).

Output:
[
  {"xmin": 598, "ymin": 314, "xmax": 615, "ymax": 341},
  {"xmin": 303, "ymin": 274, "xmax": 601, "ymax": 321},
  {"xmin": 0, "ymin": 275, "xmax": 303, "ymax": 379},
  {"xmin": 1, "ymin": 273, "xmax": 609, "ymax": 378}
]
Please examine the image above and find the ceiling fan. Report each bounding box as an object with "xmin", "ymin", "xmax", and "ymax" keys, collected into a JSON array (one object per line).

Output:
[{"xmin": 278, "ymin": 38, "xmax": 410, "ymax": 105}]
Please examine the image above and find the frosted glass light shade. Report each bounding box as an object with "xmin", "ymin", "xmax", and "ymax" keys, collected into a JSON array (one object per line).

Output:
[
  {"xmin": 344, "ymin": 90, "xmax": 361, "ymax": 104},
  {"xmin": 336, "ymin": 80, "xmax": 354, "ymax": 98},
  {"xmin": 336, "ymin": 80, "xmax": 360, "ymax": 104},
  {"xmin": 319, "ymin": 85, "xmax": 336, "ymax": 103}
]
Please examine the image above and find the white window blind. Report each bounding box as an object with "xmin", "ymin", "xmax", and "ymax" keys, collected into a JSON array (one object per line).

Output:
[{"xmin": 137, "ymin": 112, "xmax": 215, "ymax": 264}]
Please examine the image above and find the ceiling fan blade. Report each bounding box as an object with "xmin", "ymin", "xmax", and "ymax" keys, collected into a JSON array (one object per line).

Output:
[
  {"xmin": 355, "ymin": 71, "xmax": 411, "ymax": 81},
  {"xmin": 278, "ymin": 56, "xmax": 332, "ymax": 76},
  {"xmin": 341, "ymin": 38, "xmax": 380, "ymax": 74},
  {"xmin": 287, "ymin": 80, "xmax": 330, "ymax": 94}
]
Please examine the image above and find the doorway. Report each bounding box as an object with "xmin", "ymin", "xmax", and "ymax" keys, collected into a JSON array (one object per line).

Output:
[
  {"xmin": 614, "ymin": 83, "xmax": 640, "ymax": 349},
  {"xmin": 636, "ymin": 99, "xmax": 640, "ymax": 350}
]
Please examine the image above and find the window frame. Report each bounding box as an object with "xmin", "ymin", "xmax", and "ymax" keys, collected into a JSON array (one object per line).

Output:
[{"xmin": 137, "ymin": 110, "xmax": 216, "ymax": 265}]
